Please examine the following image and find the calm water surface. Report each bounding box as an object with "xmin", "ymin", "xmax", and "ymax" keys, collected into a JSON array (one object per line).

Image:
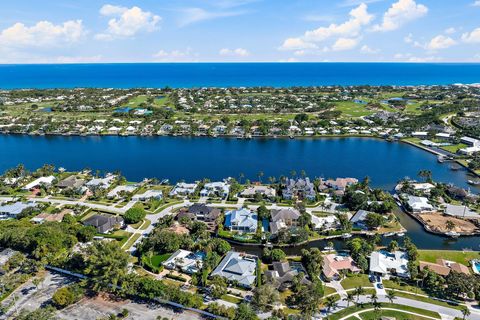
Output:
[
  {"xmin": 1, "ymin": 135, "xmax": 479, "ymax": 251},
  {"xmin": 1, "ymin": 63, "xmax": 480, "ymax": 89},
  {"xmin": 0, "ymin": 135, "xmax": 478, "ymax": 190}
]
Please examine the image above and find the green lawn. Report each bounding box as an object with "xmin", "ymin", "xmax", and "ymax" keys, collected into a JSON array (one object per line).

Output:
[
  {"xmin": 221, "ymin": 294, "xmax": 243, "ymax": 304},
  {"xmin": 325, "ymin": 286, "xmax": 337, "ymax": 296},
  {"xmin": 122, "ymin": 233, "xmax": 141, "ymax": 250},
  {"xmin": 359, "ymin": 309, "xmax": 434, "ymax": 320},
  {"xmin": 328, "ymin": 303, "xmax": 441, "ymax": 320},
  {"xmin": 439, "ymin": 143, "xmax": 467, "ymax": 153},
  {"xmin": 333, "ymin": 101, "xmax": 376, "ymax": 118},
  {"xmin": 150, "ymin": 253, "xmax": 172, "ymax": 267},
  {"xmin": 383, "ymin": 280, "xmax": 427, "ymax": 295},
  {"xmin": 417, "ymin": 250, "xmax": 479, "ymax": 266},
  {"xmin": 341, "ymin": 274, "xmax": 373, "ymax": 290}
]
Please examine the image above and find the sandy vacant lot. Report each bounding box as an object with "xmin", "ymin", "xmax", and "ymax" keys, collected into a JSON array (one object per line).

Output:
[
  {"xmin": 57, "ymin": 293, "xmax": 200, "ymax": 320},
  {"xmin": 419, "ymin": 213, "xmax": 478, "ymax": 234}
]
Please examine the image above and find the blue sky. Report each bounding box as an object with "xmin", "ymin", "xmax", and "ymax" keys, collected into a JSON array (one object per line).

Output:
[{"xmin": 1, "ymin": 0, "xmax": 480, "ymax": 63}]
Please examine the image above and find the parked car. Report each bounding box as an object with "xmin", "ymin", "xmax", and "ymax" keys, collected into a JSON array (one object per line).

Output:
[{"xmin": 377, "ymin": 283, "xmax": 384, "ymax": 289}]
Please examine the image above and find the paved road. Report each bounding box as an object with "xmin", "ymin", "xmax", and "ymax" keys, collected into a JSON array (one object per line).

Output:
[{"xmin": 321, "ymin": 292, "xmax": 480, "ymax": 320}]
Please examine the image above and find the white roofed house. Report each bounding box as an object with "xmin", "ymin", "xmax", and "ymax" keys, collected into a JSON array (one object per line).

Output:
[
  {"xmin": 224, "ymin": 208, "xmax": 258, "ymax": 233},
  {"xmin": 162, "ymin": 249, "xmax": 205, "ymax": 274},
  {"xmin": 169, "ymin": 182, "xmax": 198, "ymax": 197},
  {"xmin": 86, "ymin": 174, "xmax": 116, "ymax": 190},
  {"xmin": 369, "ymin": 250, "xmax": 410, "ymax": 279},
  {"xmin": 22, "ymin": 176, "xmax": 56, "ymax": 190},
  {"xmin": 132, "ymin": 190, "xmax": 163, "ymax": 201},
  {"xmin": 406, "ymin": 195, "xmax": 434, "ymax": 213},
  {"xmin": 200, "ymin": 181, "xmax": 230, "ymax": 199},
  {"xmin": 0, "ymin": 202, "xmax": 37, "ymax": 220},
  {"xmin": 107, "ymin": 185, "xmax": 137, "ymax": 199},
  {"xmin": 210, "ymin": 251, "xmax": 257, "ymax": 288},
  {"xmin": 240, "ymin": 185, "xmax": 276, "ymax": 200}
]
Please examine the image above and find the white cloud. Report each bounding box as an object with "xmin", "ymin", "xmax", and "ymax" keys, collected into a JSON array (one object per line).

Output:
[
  {"xmin": 219, "ymin": 48, "xmax": 250, "ymax": 57},
  {"xmin": 304, "ymin": 4, "xmax": 373, "ymax": 42},
  {"xmin": 331, "ymin": 37, "xmax": 359, "ymax": 51},
  {"xmin": 96, "ymin": 5, "xmax": 161, "ymax": 40},
  {"xmin": 425, "ymin": 35, "xmax": 456, "ymax": 50},
  {"xmin": 0, "ymin": 20, "xmax": 85, "ymax": 48},
  {"xmin": 280, "ymin": 3, "xmax": 373, "ymax": 51},
  {"xmin": 445, "ymin": 27, "xmax": 456, "ymax": 35},
  {"xmin": 473, "ymin": 1, "xmax": 480, "ymax": 6},
  {"xmin": 153, "ymin": 48, "xmax": 198, "ymax": 62},
  {"xmin": 280, "ymin": 38, "xmax": 317, "ymax": 50},
  {"xmin": 372, "ymin": 0, "xmax": 428, "ymax": 32},
  {"xmin": 360, "ymin": 44, "xmax": 379, "ymax": 54},
  {"xmin": 462, "ymin": 28, "xmax": 480, "ymax": 43},
  {"xmin": 177, "ymin": 7, "xmax": 244, "ymax": 27}
]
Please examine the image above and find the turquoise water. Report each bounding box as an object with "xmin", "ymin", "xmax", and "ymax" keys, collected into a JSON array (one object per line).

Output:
[{"xmin": 1, "ymin": 63, "xmax": 480, "ymax": 88}]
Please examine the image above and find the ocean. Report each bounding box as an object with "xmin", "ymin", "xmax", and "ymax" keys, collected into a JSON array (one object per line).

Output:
[{"xmin": 0, "ymin": 63, "xmax": 480, "ymax": 89}]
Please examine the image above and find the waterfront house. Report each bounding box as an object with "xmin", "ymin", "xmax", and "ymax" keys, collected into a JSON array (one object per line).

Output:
[
  {"xmin": 460, "ymin": 136, "xmax": 480, "ymax": 147},
  {"xmin": 57, "ymin": 175, "xmax": 86, "ymax": 190},
  {"xmin": 269, "ymin": 208, "xmax": 301, "ymax": 235},
  {"xmin": 240, "ymin": 185, "xmax": 276, "ymax": 200},
  {"xmin": 310, "ymin": 214, "xmax": 339, "ymax": 231},
  {"xmin": 22, "ymin": 176, "xmax": 56, "ymax": 190},
  {"xmin": 283, "ymin": 178, "xmax": 316, "ymax": 201},
  {"xmin": 210, "ymin": 251, "xmax": 257, "ymax": 288},
  {"xmin": 224, "ymin": 208, "xmax": 258, "ymax": 233},
  {"xmin": 411, "ymin": 131, "xmax": 428, "ymax": 138},
  {"xmin": 169, "ymin": 182, "xmax": 198, "ymax": 197},
  {"xmin": 86, "ymin": 174, "xmax": 116, "ymax": 190},
  {"xmin": 83, "ymin": 214, "xmax": 124, "ymax": 233},
  {"xmin": 459, "ymin": 146, "xmax": 480, "ymax": 155},
  {"xmin": 319, "ymin": 177, "xmax": 359, "ymax": 196},
  {"xmin": 265, "ymin": 261, "xmax": 310, "ymax": 290},
  {"xmin": 322, "ymin": 254, "xmax": 361, "ymax": 281},
  {"xmin": 395, "ymin": 182, "xmax": 435, "ymax": 195},
  {"xmin": 435, "ymin": 133, "xmax": 451, "ymax": 140},
  {"xmin": 184, "ymin": 203, "xmax": 221, "ymax": 222},
  {"xmin": 350, "ymin": 209, "xmax": 372, "ymax": 230},
  {"xmin": 200, "ymin": 181, "xmax": 230, "ymax": 198},
  {"xmin": 0, "ymin": 202, "xmax": 37, "ymax": 219},
  {"xmin": 107, "ymin": 185, "xmax": 137, "ymax": 199},
  {"xmin": 162, "ymin": 249, "xmax": 204, "ymax": 274},
  {"xmin": 132, "ymin": 190, "xmax": 163, "ymax": 201},
  {"xmin": 419, "ymin": 259, "xmax": 470, "ymax": 276},
  {"xmin": 369, "ymin": 250, "xmax": 410, "ymax": 279},
  {"xmin": 406, "ymin": 195, "xmax": 433, "ymax": 213}
]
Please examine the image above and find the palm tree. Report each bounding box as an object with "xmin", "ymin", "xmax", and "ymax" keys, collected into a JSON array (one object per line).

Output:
[
  {"xmin": 290, "ymin": 170, "xmax": 297, "ymax": 178},
  {"xmin": 324, "ymin": 295, "xmax": 338, "ymax": 314},
  {"xmin": 239, "ymin": 173, "xmax": 244, "ymax": 184},
  {"xmin": 461, "ymin": 307, "xmax": 471, "ymax": 320},
  {"xmin": 354, "ymin": 286, "xmax": 365, "ymax": 303},
  {"xmin": 343, "ymin": 292, "xmax": 355, "ymax": 307},
  {"xmin": 418, "ymin": 169, "xmax": 432, "ymax": 182},
  {"xmin": 445, "ymin": 220, "xmax": 455, "ymax": 231},
  {"xmin": 386, "ymin": 290, "xmax": 396, "ymax": 304},
  {"xmin": 369, "ymin": 292, "xmax": 378, "ymax": 305},
  {"xmin": 258, "ymin": 171, "xmax": 264, "ymax": 183}
]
